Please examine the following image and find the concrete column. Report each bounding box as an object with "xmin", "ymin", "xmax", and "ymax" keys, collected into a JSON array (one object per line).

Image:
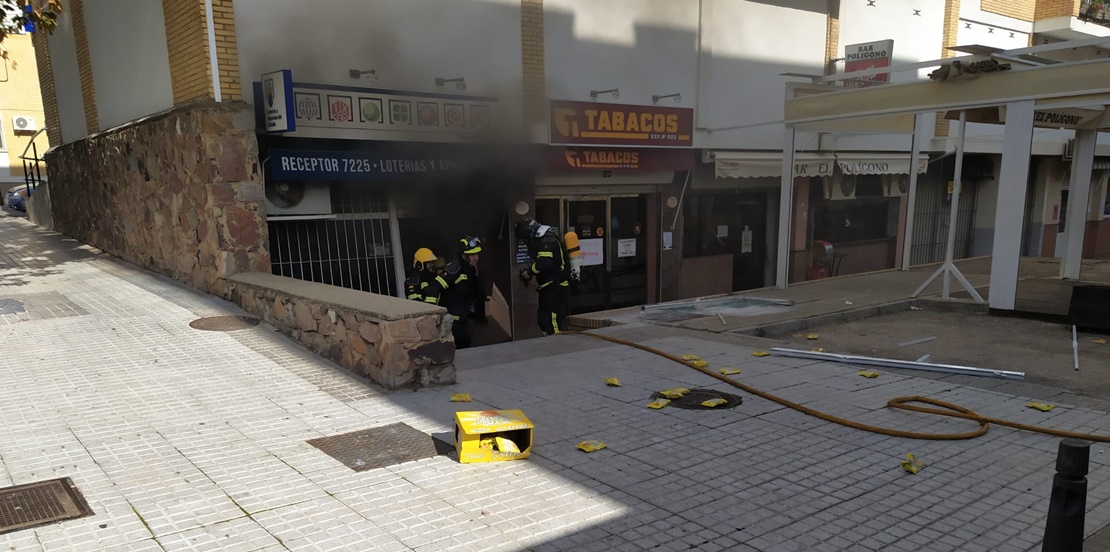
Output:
[
  {"xmin": 901, "ymin": 112, "xmax": 928, "ymax": 271},
  {"xmin": 1060, "ymin": 128, "xmax": 1098, "ymax": 280},
  {"xmin": 989, "ymin": 101, "xmax": 1035, "ymax": 311},
  {"xmin": 776, "ymin": 126, "xmax": 796, "ymax": 289}
]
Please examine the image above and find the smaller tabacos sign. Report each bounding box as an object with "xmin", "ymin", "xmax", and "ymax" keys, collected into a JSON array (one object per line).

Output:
[{"xmin": 269, "ymin": 149, "xmax": 475, "ymax": 181}]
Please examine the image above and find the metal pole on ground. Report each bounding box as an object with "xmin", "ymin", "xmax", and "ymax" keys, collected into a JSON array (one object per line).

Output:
[
  {"xmin": 911, "ymin": 111, "xmax": 984, "ymax": 302},
  {"xmin": 901, "ymin": 112, "xmax": 927, "ymax": 271},
  {"xmin": 1042, "ymin": 438, "xmax": 1090, "ymax": 552},
  {"xmin": 776, "ymin": 126, "xmax": 796, "ymax": 290}
]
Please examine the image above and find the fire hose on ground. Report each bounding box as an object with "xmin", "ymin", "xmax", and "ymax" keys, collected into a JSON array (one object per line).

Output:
[{"xmin": 570, "ymin": 331, "xmax": 1110, "ymax": 443}]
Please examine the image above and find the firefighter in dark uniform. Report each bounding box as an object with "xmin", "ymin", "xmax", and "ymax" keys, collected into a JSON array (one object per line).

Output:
[
  {"xmin": 515, "ymin": 218, "xmax": 570, "ymax": 336},
  {"xmin": 441, "ymin": 236, "xmax": 488, "ymax": 349},
  {"xmin": 404, "ymin": 247, "xmax": 448, "ymax": 306}
]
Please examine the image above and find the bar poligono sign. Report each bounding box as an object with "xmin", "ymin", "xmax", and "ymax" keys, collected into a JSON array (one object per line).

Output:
[
  {"xmin": 844, "ymin": 40, "xmax": 893, "ymax": 89},
  {"xmin": 550, "ymin": 100, "xmax": 694, "ymax": 147}
]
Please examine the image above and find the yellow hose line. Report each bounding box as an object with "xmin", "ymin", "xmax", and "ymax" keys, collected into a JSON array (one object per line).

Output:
[{"xmin": 572, "ymin": 331, "xmax": 1110, "ymax": 443}]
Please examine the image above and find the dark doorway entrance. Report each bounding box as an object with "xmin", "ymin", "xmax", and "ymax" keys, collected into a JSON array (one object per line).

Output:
[{"xmin": 682, "ymin": 192, "xmax": 768, "ymax": 291}]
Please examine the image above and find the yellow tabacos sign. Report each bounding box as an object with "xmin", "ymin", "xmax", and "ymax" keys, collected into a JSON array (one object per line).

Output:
[{"xmin": 550, "ymin": 100, "xmax": 694, "ymax": 147}]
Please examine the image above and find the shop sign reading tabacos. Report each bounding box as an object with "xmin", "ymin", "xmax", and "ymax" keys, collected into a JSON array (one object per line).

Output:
[{"xmin": 550, "ymin": 100, "xmax": 693, "ymax": 147}]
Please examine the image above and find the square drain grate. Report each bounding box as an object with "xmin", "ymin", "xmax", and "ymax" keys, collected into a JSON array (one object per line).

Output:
[
  {"xmin": 0, "ymin": 477, "xmax": 94, "ymax": 535},
  {"xmin": 307, "ymin": 423, "xmax": 452, "ymax": 472}
]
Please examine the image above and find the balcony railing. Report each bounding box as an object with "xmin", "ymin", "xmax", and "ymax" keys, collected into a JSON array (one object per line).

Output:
[{"xmin": 1079, "ymin": 0, "xmax": 1110, "ymax": 27}]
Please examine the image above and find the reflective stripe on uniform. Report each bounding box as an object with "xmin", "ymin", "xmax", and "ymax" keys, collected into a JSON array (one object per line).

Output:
[
  {"xmin": 538, "ymin": 281, "xmax": 551, "ymax": 290},
  {"xmin": 407, "ymin": 294, "xmax": 422, "ymax": 300},
  {"xmin": 559, "ymin": 281, "xmax": 569, "ymax": 287},
  {"xmin": 455, "ymin": 273, "xmax": 468, "ymax": 285},
  {"xmin": 551, "ymin": 313, "xmax": 560, "ymax": 334},
  {"xmin": 435, "ymin": 276, "xmax": 448, "ymax": 288},
  {"xmin": 536, "ymin": 251, "xmax": 554, "ymax": 258},
  {"xmin": 424, "ymin": 297, "xmax": 439, "ymax": 304}
]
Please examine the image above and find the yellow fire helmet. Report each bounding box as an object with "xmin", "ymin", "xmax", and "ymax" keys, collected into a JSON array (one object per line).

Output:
[{"xmin": 413, "ymin": 247, "xmax": 438, "ymax": 269}]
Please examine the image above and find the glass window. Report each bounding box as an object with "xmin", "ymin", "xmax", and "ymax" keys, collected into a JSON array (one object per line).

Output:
[{"xmin": 811, "ymin": 198, "xmax": 892, "ymax": 244}]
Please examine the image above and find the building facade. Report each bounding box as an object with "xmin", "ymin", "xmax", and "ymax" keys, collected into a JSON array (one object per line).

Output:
[
  {"xmin": 0, "ymin": 30, "xmax": 50, "ymax": 191},
  {"xmin": 29, "ymin": 0, "xmax": 1110, "ymax": 343}
]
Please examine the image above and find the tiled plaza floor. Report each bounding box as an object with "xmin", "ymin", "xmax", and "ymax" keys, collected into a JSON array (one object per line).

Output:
[{"xmin": 2, "ymin": 214, "xmax": 1109, "ymax": 552}]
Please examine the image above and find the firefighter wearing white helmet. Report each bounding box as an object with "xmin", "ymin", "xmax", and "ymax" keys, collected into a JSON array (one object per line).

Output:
[
  {"xmin": 515, "ymin": 218, "xmax": 571, "ymax": 336},
  {"xmin": 441, "ymin": 236, "xmax": 489, "ymax": 349},
  {"xmin": 404, "ymin": 247, "xmax": 448, "ymax": 305}
]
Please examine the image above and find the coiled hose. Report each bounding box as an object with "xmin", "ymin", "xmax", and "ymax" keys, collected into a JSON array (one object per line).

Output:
[{"xmin": 572, "ymin": 331, "xmax": 1110, "ymax": 443}]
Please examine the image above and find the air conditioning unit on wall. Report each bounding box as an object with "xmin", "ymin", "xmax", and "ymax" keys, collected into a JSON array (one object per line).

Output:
[
  {"xmin": 263, "ymin": 180, "xmax": 333, "ymax": 218},
  {"xmin": 12, "ymin": 116, "xmax": 36, "ymax": 132}
]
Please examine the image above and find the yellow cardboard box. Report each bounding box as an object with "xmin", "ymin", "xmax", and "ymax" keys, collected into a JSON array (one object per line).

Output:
[{"xmin": 454, "ymin": 409, "xmax": 534, "ymax": 464}]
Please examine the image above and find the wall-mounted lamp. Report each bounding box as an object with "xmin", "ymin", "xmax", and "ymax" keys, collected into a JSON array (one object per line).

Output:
[
  {"xmin": 349, "ymin": 69, "xmax": 377, "ymax": 79},
  {"xmin": 435, "ymin": 77, "xmax": 466, "ymax": 90},
  {"xmin": 590, "ymin": 88, "xmax": 619, "ymax": 100},
  {"xmin": 651, "ymin": 93, "xmax": 681, "ymax": 104}
]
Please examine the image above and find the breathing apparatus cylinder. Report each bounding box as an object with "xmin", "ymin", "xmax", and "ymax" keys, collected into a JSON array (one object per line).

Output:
[{"xmin": 564, "ymin": 231, "xmax": 582, "ymax": 281}]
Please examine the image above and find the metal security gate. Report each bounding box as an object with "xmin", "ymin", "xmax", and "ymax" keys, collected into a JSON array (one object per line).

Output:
[
  {"xmin": 909, "ymin": 178, "xmax": 978, "ymax": 266},
  {"xmin": 267, "ymin": 184, "xmax": 400, "ymax": 297}
]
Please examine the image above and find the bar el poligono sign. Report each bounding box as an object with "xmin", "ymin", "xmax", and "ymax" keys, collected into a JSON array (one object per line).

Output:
[
  {"xmin": 843, "ymin": 40, "xmax": 894, "ymax": 89},
  {"xmin": 549, "ymin": 100, "xmax": 694, "ymax": 147}
]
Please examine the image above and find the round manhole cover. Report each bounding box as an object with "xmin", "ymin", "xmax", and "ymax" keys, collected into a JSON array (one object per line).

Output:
[
  {"xmin": 188, "ymin": 315, "xmax": 260, "ymax": 332},
  {"xmin": 650, "ymin": 389, "xmax": 744, "ymax": 410}
]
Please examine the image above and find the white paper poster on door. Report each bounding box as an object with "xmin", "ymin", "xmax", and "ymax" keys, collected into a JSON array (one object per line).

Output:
[
  {"xmin": 579, "ymin": 238, "xmax": 604, "ymax": 266},
  {"xmin": 662, "ymin": 231, "xmax": 673, "ymax": 251},
  {"xmin": 617, "ymin": 238, "xmax": 637, "ymax": 258},
  {"xmin": 741, "ymin": 226, "xmax": 753, "ymax": 254}
]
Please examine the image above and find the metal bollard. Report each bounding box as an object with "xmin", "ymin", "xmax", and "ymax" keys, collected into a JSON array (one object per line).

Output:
[{"xmin": 1042, "ymin": 438, "xmax": 1090, "ymax": 552}]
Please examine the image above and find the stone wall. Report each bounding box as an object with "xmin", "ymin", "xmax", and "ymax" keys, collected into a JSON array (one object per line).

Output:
[
  {"xmin": 43, "ymin": 100, "xmax": 269, "ymax": 297},
  {"xmin": 228, "ymin": 272, "xmax": 456, "ymax": 390}
]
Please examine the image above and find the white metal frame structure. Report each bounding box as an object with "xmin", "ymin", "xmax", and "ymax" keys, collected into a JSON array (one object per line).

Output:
[{"xmin": 776, "ymin": 37, "xmax": 1110, "ymax": 312}]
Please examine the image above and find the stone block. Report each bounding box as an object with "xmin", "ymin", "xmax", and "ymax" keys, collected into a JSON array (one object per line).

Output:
[
  {"xmin": 428, "ymin": 363, "xmax": 457, "ymax": 386},
  {"xmin": 417, "ymin": 315, "xmax": 440, "ymax": 341},
  {"xmin": 411, "ymin": 339, "xmax": 456, "ymax": 366},
  {"xmin": 233, "ymin": 182, "xmax": 264, "ymax": 204},
  {"xmin": 293, "ymin": 301, "xmax": 317, "ymax": 332},
  {"xmin": 273, "ymin": 296, "xmax": 285, "ymax": 319},
  {"xmin": 349, "ymin": 331, "xmax": 369, "ymax": 355},
  {"xmin": 381, "ymin": 319, "xmax": 421, "ymax": 344},
  {"xmin": 317, "ymin": 314, "xmax": 338, "ymax": 337},
  {"xmin": 224, "ymin": 206, "xmax": 262, "ymax": 249},
  {"xmin": 358, "ymin": 321, "xmax": 381, "ymax": 344},
  {"xmin": 440, "ymin": 313, "xmax": 454, "ymax": 338},
  {"xmin": 342, "ymin": 313, "xmax": 359, "ymax": 329}
]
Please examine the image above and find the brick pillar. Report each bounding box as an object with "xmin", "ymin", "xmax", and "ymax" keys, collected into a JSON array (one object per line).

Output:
[
  {"xmin": 1035, "ymin": 0, "xmax": 1080, "ymax": 19},
  {"xmin": 31, "ymin": 31, "xmax": 62, "ymax": 148},
  {"xmin": 68, "ymin": 0, "xmax": 99, "ymax": 134},
  {"xmin": 825, "ymin": 0, "xmax": 841, "ymax": 75},
  {"xmin": 162, "ymin": 0, "xmax": 242, "ymax": 104},
  {"xmin": 212, "ymin": 0, "xmax": 242, "ymax": 101},
  {"xmin": 521, "ymin": 0, "xmax": 546, "ymax": 125},
  {"xmin": 935, "ymin": 0, "xmax": 961, "ymax": 138}
]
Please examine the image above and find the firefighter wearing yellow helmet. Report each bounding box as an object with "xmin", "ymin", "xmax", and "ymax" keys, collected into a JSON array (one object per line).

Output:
[{"xmin": 405, "ymin": 247, "xmax": 448, "ymax": 305}]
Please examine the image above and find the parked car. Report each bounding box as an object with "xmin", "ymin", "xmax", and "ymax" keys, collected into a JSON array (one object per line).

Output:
[{"xmin": 5, "ymin": 185, "xmax": 29, "ymax": 212}]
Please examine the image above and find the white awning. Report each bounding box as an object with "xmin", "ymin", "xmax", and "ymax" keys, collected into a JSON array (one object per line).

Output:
[
  {"xmin": 713, "ymin": 151, "xmax": 835, "ymax": 179},
  {"xmin": 711, "ymin": 150, "xmax": 929, "ymax": 179},
  {"xmin": 835, "ymin": 153, "xmax": 929, "ymax": 176}
]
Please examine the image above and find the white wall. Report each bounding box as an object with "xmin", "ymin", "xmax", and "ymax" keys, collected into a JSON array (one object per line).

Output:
[
  {"xmin": 833, "ymin": 0, "xmax": 943, "ymax": 152},
  {"xmin": 46, "ymin": 8, "xmax": 88, "ymax": 144},
  {"xmin": 544, "ymin": 0, "xmax": 698, "ymax": 108},
  {"xmin": 82, "ymin": 0, "xmax": 174, "ymax": 130},
  {"xmin": 698, "ymin": 0, "xmax": 827, "ymax": 150},
  {"xmin": 234, "ymin": 0, "xmax": 524, "ymax": 113}
]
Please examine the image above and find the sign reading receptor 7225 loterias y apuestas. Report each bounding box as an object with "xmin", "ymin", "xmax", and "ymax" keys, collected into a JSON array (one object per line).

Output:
[{"xmin": 549, "ymin": 100, "xmax": 694, "ymax": 147}]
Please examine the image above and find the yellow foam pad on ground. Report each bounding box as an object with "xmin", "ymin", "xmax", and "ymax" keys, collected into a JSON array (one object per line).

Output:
[
  {"xmin": 450, "ymin": 393, "xmax": 472, "ymax": 402},
  {"xmin": 576, "ymin": 440, "xmax": 607, "ymax": 453}
]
